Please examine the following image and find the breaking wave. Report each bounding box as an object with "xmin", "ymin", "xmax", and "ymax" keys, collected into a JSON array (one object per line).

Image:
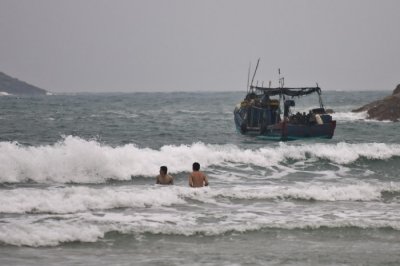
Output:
[
  {"xmin": 0, "ymin": 186, "xmax": 185, "ymax": 214},
  {"xmin": 332, "ymin": 111, "xmax": 392, "ymax": 122},
  {"xmin": 2, "ymin": 211, "xmax": 400, "ymax": 247},
  {"xmin": 1, "ymin": 136, "xmax": 400, "ymax": 183},
  {"xmin": 331, "ymin": 111, "xmax": 368, "ymax": 121},
  {"xmin": 1, "ymin": 182, "xmax": 400, "ymax": 214}
]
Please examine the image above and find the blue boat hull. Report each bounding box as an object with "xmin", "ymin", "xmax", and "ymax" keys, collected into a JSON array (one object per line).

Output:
[
  {"xmin": 263, "ymin": 121, "xmax": 336, "ymax": 140},
  {"xmin": 234, "ymin": 109, "xmax": 336, "ymax": 140}
]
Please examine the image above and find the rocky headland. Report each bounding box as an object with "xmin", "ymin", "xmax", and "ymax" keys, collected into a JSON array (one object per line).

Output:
[
  {"xmin": 352, "ymin": 84, "xmax": 400, "ymax": 122},
  {"xmin": 0, "ymin": 72, "xmax": 47, "ymax": 95}
]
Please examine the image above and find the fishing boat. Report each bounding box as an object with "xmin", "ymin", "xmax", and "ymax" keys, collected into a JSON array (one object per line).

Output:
[{"xmin": 234, "ymin": 60, "xmax": 336, "ymax": 140}]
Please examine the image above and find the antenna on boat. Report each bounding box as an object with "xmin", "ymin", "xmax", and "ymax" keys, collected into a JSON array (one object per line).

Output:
[
  {"xmin": 246, "ymin": 62, "xmax": 251, "ymax": 93},
  {"xmin": 278, "ymin": 68, "xmax": 284, "ymax": 88},
  {"xmin": 278, "ymin": 68, "xmax": 280, "ymax": 87},
  {"xmin": 250, "ymin": 58, "xmax": 260, "ymax": 92}
]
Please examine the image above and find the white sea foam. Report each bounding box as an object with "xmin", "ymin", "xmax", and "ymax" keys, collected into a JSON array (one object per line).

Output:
[
  {"xmin": 1, "ymin": 204, "xmax": 400, "ymax": 247},
  {"xmin": 1, "ymin": 136, "xmax": 400, "ymax": 183},
  {"xmin": 332, "ymin": 111, "xmax": 392, "ymax": 123},
  {"xmin": 213, "ymin": 183, "xmax": 386, "ymax": 201},
  {"xmin": 0, "ymin": 186, "xmax": 186, "ymax": 214},
  {"xmin": 0, "ymin": 91, "xmax": 11, "ymax": 96},
  {"xmin": 198, "ymin": 182, "xmax": 400, "ymax": 202},
  {"xmin": 0, "ymin": 221, "xmax": 103, "ymax": 247},
  {"xmin": 331, "ymin": 111, "xmax": 368, "ymax": 121},
  {"xmin": 1, "ymin": 182, "xmax": 399, "ymax": 214}
]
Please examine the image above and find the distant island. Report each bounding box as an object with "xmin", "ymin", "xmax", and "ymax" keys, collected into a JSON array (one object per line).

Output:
[
  {"xmin": 352, "ymin": 84, "xmax": 400, "ymax": 122},
  {"xmin": 0, "ymin": 72, "xmax": 48, "ymax": 95}
]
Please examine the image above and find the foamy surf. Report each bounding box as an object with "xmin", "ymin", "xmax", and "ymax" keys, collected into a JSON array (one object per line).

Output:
[
  {"xmin": 0, "ymin": 186, "xmax": 185, "ymax": 214},
  {"xmin": 1, "ymin": 182, "xmax": 400, "ymax": 215},
  {"xmin": 332, "ymin": 111, "xmax": 393, "ymax": 123},
  {"xmin": 1, "ymin": 204, "xmax": 400, "ymax": 247},
  {"xmin": 1, "ymin": 136, "xmax": 400, "ymax": 183},
  {"xmin": 331, "ymin": 111, "xmax": 368, "ymax": 121}
]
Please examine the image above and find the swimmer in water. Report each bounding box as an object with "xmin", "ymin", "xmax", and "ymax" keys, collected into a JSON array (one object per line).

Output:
[
  {"xmin": 188, "ymin": 162, "xmax": 208, "ymax": 187},
  {"xmin": 156, "ymin": 166, "xmax": 174, "ymax": 185}
]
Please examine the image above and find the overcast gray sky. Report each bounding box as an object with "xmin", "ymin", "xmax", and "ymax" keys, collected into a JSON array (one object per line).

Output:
[{"xmin": 0, "ymin": 0, "xmax": 399, "ymax": 92}]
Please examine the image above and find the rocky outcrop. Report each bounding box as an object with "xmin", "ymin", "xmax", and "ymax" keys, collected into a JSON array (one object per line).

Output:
[
  {"xmin": 0, "ymin": 72, "xmax": 47, "ymax": 95},
  {"xmin": 393, "ymin": 84, "xmax": 400, "ymax": 95},
  {"xmin": 352, "ymin": 84, "xmax": 400, "ymax": 121}
]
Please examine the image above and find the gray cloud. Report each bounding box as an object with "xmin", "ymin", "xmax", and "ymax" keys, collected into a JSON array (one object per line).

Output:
[{"xmin": 0, "ymin": 0, "xmax": 399, "ymax": 92}]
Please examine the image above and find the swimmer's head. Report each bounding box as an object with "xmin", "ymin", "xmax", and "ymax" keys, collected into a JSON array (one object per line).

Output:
[
  {"xmin": 160, "ymin": 166, "xmax": 168, "ymax": 175},
  {"xmin": 192, "ymin": 162, "xmax": 200, "ymax": 171}
]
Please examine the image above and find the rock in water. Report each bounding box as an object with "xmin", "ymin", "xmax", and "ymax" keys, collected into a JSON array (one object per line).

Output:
[
  {"xmin": 352, "ymin": 84, "xmax": 400, "ymax": 122},
  {"xmin": 393, "ymin": 84, "xmax": 400, "ymax": 95}
]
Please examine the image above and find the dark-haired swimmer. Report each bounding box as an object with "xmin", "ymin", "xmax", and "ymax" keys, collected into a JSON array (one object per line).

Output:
[
  {"xmin": 188, "ymin": 162, "xmax": 208, "ymax": 187},
  {"xmin": 156, "ymin": 166, "xmax": 174, "ymax": 185}
]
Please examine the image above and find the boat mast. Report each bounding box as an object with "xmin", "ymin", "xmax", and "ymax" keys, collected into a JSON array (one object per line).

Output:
[
  {"xmin": 278, "ymin": 68, "xmax": 285, "ymax": 102},
  {"xmin": 250, "ymin": 58, "xmax": 260, "ymax": 93},
  {"xmin": 246, "ymin": 62, "xmax": 251, "ymax": 93},
  {"xmin": 278, "ymin": 68, "xmax": 284, "ymax": 118}
]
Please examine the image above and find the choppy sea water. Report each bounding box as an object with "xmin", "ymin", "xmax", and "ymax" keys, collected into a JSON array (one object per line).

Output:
[{"xmin": 0, "ymin": 91, "xmax": 400, "ymax": 265}]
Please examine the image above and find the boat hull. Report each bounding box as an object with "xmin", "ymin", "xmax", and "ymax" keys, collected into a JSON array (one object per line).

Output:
[
  {"xmin": 234, "ymin": 109, "xmax": 336, "ymax": 140},
  {"xmin": 263, "ymin": 121, "xmax": 336, "ymax": 140}
]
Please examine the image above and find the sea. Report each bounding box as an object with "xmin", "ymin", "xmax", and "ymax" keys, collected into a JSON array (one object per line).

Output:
[{"xmin": 0, "ymin": 90, "xmax": 399, "ymax": 266}]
